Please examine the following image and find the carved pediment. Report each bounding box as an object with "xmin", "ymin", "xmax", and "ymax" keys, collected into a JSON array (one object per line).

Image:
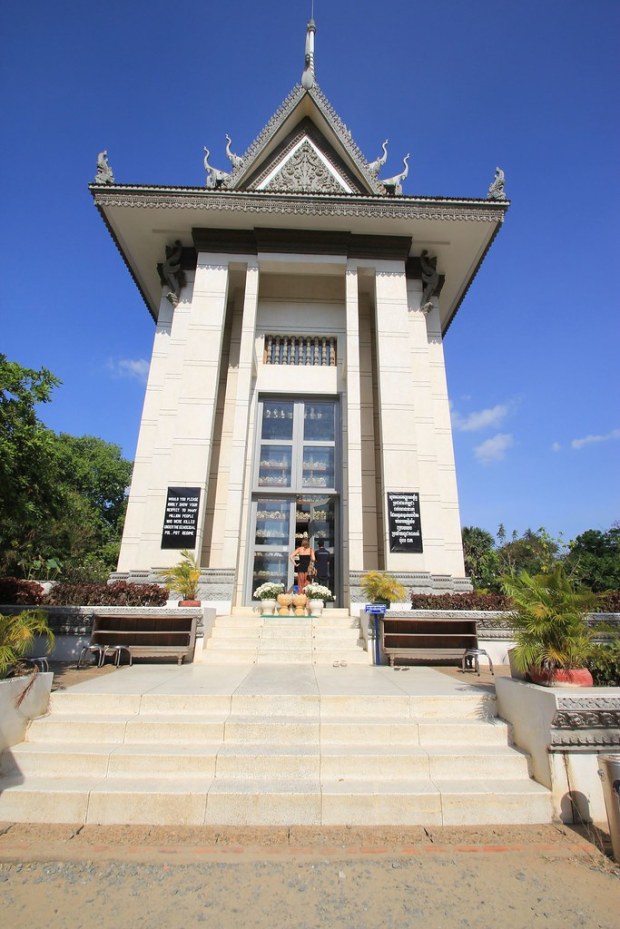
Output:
[
  {"xmin": 224, "ymin": 85, "xmax": 384, "ymax": 196},
  {"xmin": 260, "ymin": 138, "xmax": 351, "ymax": 194}
]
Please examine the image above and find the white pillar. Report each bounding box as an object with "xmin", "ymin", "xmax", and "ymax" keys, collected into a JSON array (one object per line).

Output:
[
  {"xmin": 118, "ymin": 256, "xmax": 231, "ymax": 570},
  {"xmin": 344, "ymin": 263, "xmax": 364, "ymax": 571},
  {"xmin": 222, "ymin": 261, "xmax": 259, "ymax": 568},
  {"xmin": 373, "ymin": 263, "xmax": 423, "ymax": 571},
  {"xmin": 117, "ymin": 296, "xmax": 174, "ymax": 571}
]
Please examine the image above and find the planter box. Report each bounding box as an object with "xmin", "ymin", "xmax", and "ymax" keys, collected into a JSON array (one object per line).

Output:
[
  {"xmin": 0, "ymin": 672, "xmax": 53, "ymax": 752},
  {"xmin": 496, "ymin": 677, "xmax": 620, "ymax": 823}
]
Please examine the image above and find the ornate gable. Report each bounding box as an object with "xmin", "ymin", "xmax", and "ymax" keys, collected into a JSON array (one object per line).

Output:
[
  {"xmin": 261, "ymin": 138, "xmax": 350, "ymax": 194},
  {"xmin": 223, "ymin": 84, "xmax": 385, "ymax": 197}
]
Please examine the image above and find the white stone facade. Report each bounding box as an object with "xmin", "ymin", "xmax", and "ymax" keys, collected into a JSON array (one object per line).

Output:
[{"xmin": 94, "ymin": 76, "xmax": 508, "ymax": 608}]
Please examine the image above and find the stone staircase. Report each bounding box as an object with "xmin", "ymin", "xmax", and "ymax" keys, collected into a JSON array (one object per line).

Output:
[
  {"xmin": 202, "ymin": 610, "xmax": 370, "ymax": 665},
  {"xmin": 0, "ymin": 666, "xmax": 552, "ymax": 826}
]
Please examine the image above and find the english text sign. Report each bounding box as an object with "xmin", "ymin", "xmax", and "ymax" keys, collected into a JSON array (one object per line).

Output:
[{"xmin": 161, "ymin": 487, "xmax": 201, "ymax": 549}]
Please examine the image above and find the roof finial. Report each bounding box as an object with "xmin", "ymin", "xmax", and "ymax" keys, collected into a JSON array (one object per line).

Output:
[{"xmin": 301, "ymin": 14, "xmax": 316, "ymax": 90}]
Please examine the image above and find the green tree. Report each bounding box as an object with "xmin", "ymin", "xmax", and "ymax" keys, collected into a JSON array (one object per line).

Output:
[
  {"xmin": 0, "ymin": 355, "xmax": 64, "ymax": 568},
  {"xmin": 0, "ymin": 356, "xmax": 132, "ymax": 579},
  {"xmin": 498, "ymin": 527, "xmax": 562, "ymax": 577},
  {"xmin": 564, "ymin": 526, "xmax": 620, "ymax": 592},
  {"xmin": 461, "ymin": 526, "xmax": 501, "ymax": 591}
]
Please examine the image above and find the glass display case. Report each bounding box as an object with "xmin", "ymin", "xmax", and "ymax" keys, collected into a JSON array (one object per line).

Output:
[
  {"xmin": 249, "ymin": 399, "xmax": 338, "ymax": 600},
  {"xmin": 257, "ymin": 445, "xmax": 292, "ymax": 487},
  {"xmin": 254, "ymin": 498, "xmax": 290, "ymax": 546},
  {"xmin": 303, "ymin": 402, "xmax": 335, "ymax": 442},
  {"xmin": 302, "ymin": 446, "xmax": 334, "ymax": 489},
  {"xmin": 261, "ymin": 402, "xmax": 294, "ymax": 440},
  {"xmin": 251, "ymin": 551, "xmax": 288, "ymax": 592}
]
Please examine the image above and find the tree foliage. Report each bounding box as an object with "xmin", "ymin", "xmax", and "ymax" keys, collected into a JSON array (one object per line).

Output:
[
  {"xmin": 564, "ymin": 526, "xmax": 620, "ymax": 592},
  {"xmin": 0, "ymin": 356, "xmax": 132, "ymax": 579},
  {"xmin": 462, "ymin": 522, "xmax": 620, "ymax": 596},
  {"xmin": 0, "ymin": 354, "xmax": 64, "ymax": 557}
]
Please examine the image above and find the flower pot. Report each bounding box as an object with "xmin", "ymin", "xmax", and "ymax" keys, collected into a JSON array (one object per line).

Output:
[
  {"xmin": 277, "ymin": 593, "xmax": 293, "ymax": 615},
  {"xmin": 293, "ymin": 593, "xmax": 307, "ymax": 615},
  {"xmin": 508, "ymin": 647, "xmax": 527, "ymax": 681},
  {"xmin": 260, "ymin": 598, "xmax": 277, "ymax": 616},
  {"xmin": 179, "ymin": 599, "xmax": 201, "ymax": 607},
  {"xmin": 308, "ymin": 598, "xmax": 324, "ymax": 617},
  {"xmin": 527, "ymin": 667, "xmax": 594, "ymax": 687}
]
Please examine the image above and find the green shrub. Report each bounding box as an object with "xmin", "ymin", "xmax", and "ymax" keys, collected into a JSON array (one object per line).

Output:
[
  {"xmin": 410, "ymin": 591, "xmax": 512, "ymax": 611},
  {"xmin": 597, "ymin": 590, "xmax": 620, "ymax": 613},
  {"xmin": 588, "ymin": 639, "xmax": 620, "ymax": 686},
  {"xmin": 0, "ymin": 577, "xmax": 44, "ymax": 605},
  {"xmin": 43, "ymin": 581, "xmax": 167, "ymax": 607}
]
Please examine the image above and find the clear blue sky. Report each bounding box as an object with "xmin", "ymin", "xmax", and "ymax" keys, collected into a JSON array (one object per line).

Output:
[{"xmin": 2, "ymin": 0, "xmax": 619, "ymax": 546}]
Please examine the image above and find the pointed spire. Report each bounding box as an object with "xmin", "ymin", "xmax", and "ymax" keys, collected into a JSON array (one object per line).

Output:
[{"xmin": 301, "ymin": 17, "xmax": 316, "ymax": 90}]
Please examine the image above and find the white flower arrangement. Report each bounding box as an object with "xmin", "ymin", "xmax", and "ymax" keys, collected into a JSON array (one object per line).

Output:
[
  {"xmin": 253, "ymin": 582, "xmax": 285, "ymax": 601},
  {"xmin": 304, "ymin": 583, "xmax": 334, "ymax": 602}
]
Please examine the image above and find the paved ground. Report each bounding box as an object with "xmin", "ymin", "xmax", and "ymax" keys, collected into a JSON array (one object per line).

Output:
[
  {"xmin": 0, "ymin": 821, "xmax": 617, "ymax": 928},
  {"xmin": 50, "ymin": 659, "xmax": 505, "ymax": 692}
]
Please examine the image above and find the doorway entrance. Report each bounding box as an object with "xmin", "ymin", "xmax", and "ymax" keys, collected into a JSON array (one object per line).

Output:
[{"xmin": 248, "ymin": 398, "xmax": 339, "ymax": 601}]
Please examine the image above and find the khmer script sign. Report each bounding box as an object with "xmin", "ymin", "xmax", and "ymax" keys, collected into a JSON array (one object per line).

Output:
[
  {"xmin": 387, "ymin": 492, "xmax": 423, "ymax": 553},
  {"xmin": 161, "ymin": 487, "xmax": 201, "ymax": 549}
]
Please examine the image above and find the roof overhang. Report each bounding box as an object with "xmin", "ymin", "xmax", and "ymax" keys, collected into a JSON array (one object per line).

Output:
[{"xmin": 90, "ymin": 184, "xmax": 508, "ymax": 335}]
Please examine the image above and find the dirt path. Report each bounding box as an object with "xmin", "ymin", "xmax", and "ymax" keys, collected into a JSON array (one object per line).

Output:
[{"xmin": 1, "ymin": 823, "xmax": 617, "ymax": 929}]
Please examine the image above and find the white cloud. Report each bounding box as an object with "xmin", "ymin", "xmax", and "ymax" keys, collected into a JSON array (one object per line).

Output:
[
  {"xmin": 551, "ymin": 442, "xmax": 562, "ymax": 453},
  {"xmin": 452, "ymin": 403, "xmax": 510, "ymax": 432},
  {"xmin": 571, "ymin": 429, "xmax": 620, "ymax": 450},
  {"xmin": 474, "ymin": 433, "xmax": 514, "ymax": 465},
  {"xmin": 107, "ymin": 358, "xmax": 150, "ymax": 383}
]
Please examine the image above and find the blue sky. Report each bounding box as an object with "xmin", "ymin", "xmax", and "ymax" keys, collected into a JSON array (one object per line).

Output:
[{"xmin": 2, "ymin": 0, "xmax": 619, "ymax": 546}]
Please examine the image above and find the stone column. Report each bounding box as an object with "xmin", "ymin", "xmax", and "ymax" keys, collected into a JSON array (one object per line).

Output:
[
  {"xmin": 221, "ymin": 261, "xmax": 259, "ymax": 569},
  {"xmin": 117, "ymin": 295, "xmax": 174, "ymax": 572},
  {"xmin": 344, "ymin": 263, "xmax": 364, "ymax": 572},
  {"xmin": 423, "ymin": 298, "xmax": 466, "ymax": 576},
  {"xmin": 373, "ymin": 263, "xmax": 422, "ymax": 571},
  {"xmin": 118, "ymin": 256, "xmax": 230, "ymax": 570}
]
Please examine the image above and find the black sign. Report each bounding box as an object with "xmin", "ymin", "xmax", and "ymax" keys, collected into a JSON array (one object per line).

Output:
[
  {"xmin": 161, "ymin": 487, "xmax": 201, "ymax": 549},
  {"xmin": 387, "ymin": 492, "xmax": 423, "ymax": 553}
]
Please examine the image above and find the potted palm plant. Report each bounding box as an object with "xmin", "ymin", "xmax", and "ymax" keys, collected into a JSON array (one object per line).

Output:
[
  {"xmin": 501, "ymin": 566, "xmax": 598, "ymax": 686},
  {"xmin": 361, "ymin": 571, "xmax": 407, "ymax": 608},
  {"xmin": 0, "ymin": 609, "xmax": 55, "ymax": 678},
  {"xmin": 157, "ymin": 550, "xmax": 201, "ymax": 606}
]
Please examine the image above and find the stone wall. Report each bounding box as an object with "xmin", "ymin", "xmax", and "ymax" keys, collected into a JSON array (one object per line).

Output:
[{"xmin": 496, "ymin": 677, "xmax": 620, "ymax": 824}]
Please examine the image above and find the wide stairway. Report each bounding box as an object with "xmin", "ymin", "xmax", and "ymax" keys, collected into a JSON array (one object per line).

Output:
[
  {"xmin": 201, "ymin": 609, "xmax": 369, "ymax": 665},
  {"xmin": 0, "ymin": 661, "xmax": 552, "ymax": 827}
]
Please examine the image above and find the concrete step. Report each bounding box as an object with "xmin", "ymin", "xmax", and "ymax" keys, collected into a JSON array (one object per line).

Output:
[
  {"xmin": 25, "ymin": 712, "xmax": 512, "ymax": 755},
  {"xmin": 0, "ymin": 662, "xmax": 553, "ymax": 827},
  {"xmin": 0, "ymin": 774, "xmax": 553, "ymax": 826},
  {"xmin": 207, "ymin": 638, "xmax": 263, "ymax": 649},
  {"xmin": 45, "ymin": 689, "xmax": 497, "ymax": 722},
  {"xmin": 116, "ymin": 743, "xmax": 527, "ymax": 781},
  {"xmin": 6, "ymin": 740, "xmax": 528, "ymax": 782}
]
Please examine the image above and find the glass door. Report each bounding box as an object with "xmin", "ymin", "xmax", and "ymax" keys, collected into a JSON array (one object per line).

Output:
[{"xmin": 248, "ymin": 398, "xmax": 339, "ymax": 601}]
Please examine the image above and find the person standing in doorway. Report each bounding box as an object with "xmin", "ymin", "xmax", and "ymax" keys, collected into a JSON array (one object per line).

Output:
[
  {"xmin": 314, "ymin": 539, "xmax": 331, "ymax": 587},
  {"xmin": 290, "ymin": 532, "xmax": 315, "ymax": 593}
]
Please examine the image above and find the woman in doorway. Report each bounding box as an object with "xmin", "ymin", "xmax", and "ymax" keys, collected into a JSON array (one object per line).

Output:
[{"xmin": 290, "ymin": 533, "xmax": 315, "ymax": 593}]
